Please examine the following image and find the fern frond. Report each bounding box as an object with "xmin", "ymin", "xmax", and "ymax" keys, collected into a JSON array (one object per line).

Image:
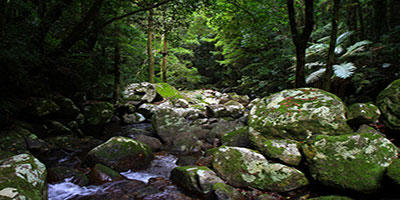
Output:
[
  {"xmin": 306, "ymin": 68, "xmax": 326, "ymax": 84},
  {"xmin": 336, "ymin": 31, "xmax": 354, "ymax": 45},
  {"xmin": 340, "ymin": 40, "xmax": 372, "ymax": 59},
  {"xmin": 333, "ymin": 62, "xmax": 356, "ymax": 79},
  {"xmin": 305, "ymin": 62, "xmax": 325, "ymax": 69}
]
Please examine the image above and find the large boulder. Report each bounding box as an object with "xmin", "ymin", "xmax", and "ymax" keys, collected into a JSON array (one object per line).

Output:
[
  {"xmin": 152, "ymin": 107, "xmax": 190, "ymax": 145},
  {"xmin": 212, "ymin": 182, "xmax": 246, "ymax": 200},
  {"xmin": 211, "ymin": 146, "xmax": 309, "ymax": 192},
  {"xmin": 303, "ymin": 132, "xmax": 398, "ymax": 193},
  {"xmin": 376, "ymin": 79, "xmax": 400, "ymax": 131},
  {"xmin": 88, "ymin": 164, "xmax": 125, "ymax": 185},
  {"xmin": 87, "ymin": 136, "xmax": 153, "ymax": 172},
  {"xmin": 249, "ymin": 88, "xmax": 352, "ymax": 141},
  {"xmin": 123, "ymin": 82, "xmax": 158, "ymax": 103},
  {"xmin": 386, "ymin": 158, "xmax": 400, "ymax": 185},
  {"xmin": 0, "ymin": 127, "xmax": 30, "ymax": 154},
  {"xmin": 171, "ymin": 166, "xmax": 224, "ymax": 195},
  {"xmin": 0, "ymin": 154, "xmax": 47, "ymax": 199},
  {"xmin": 82, "ymin": 102, "xmax": 114, "ymax": 127},
  {"xmin": 47, "ymin": 166, "xmax": 88, "ymax": 186},
  {"xmin": 53, "ymin": 95, "xmax": 80, "ymax": 118}
]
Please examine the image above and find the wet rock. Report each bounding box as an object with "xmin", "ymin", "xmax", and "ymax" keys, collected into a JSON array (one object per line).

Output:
[
  {"xmin": 171, "ymin": 166, "xmax": 224, "ymax": 195},
  {"xmin": 347, "ymin": 102, "xmax": 381, "ymax": 126},
  {"xmin": 355, "ymin": 125, "xmax": 384, "ymax": 136},
  {"xmin": 211, "ymin": 146, "xmax": 309, "ymax": 192},
  {"xmin": 177, "ymin": 156, "xmax": 198, "ymax": 166},
  {"xmin": 250, "ymin": 129, "xmax": 301, "ymax": 166},
  {"xmin": 28, "ymin": 97, "xmax": 60, "ymax": 117},
  {"xmin": 87, "ymin": 136, "xmax": 153, "ymax": 172},
  {"xmin": 303, "ymin": 132, "xmax": 398, "ymax": 193},
  {"xmin": 376, "ymin": 79, "xmax": 400, "ymax": 131},
  {"xmin": 130, "ymin": 134, "xmax": 162, "ymax": 152},
  {"xmin": 88, "ymin": 164, "xmax": 125, "ymax": 185},
  {"xmin": 123, "ymin": 113, "xmax": 146, "ymax": 124},
  {"xmin": 82, "ymin": 102, "xmax": 114, "ymax": 127},
  {"xmin": 221, "ymin": 126, "xmax": 251, "ymax": 148},
  {"xmin": 249, "ymin": 88, "xmax": 352, "ymax": 141},
  {"xmin": 212, "ymin": 182, "xmax": 246, "ymax": 200},
  {"xmin": 386, "ymin": 158, "xmax": 400, "ymax": 185},
  {"xmin": 48, "ymin": 166, "xmax": 88, "ymax": 186},
  {"xmin": 25, "ymin": 133, "xmax": 47, "ymax": 152},
  {"xmin": 0, "ymin": 154, "xmax": 47, "ymax": 199}
]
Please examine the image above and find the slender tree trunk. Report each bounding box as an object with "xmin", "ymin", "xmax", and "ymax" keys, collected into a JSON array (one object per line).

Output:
[
  {"xmin": 348, "ymin": 0, "xmax": 358, "ymax": 43},
  {"xmin": 287, "ymin": 0, "xmax": 314, "ymax": 88},
  {"xmin": 161, "ymin": 34, "xmax": 168, "ymax": 82},
  {"xmin": 147, "ymin": 9, "xmax": 155, "ymax": 83},
  {"xmin": 357, "ymin": 1, "xmax": 365, "ymax": 40},
  {"xmin": 323, "ymin": 0, "xmax": 340, "ymax": 92}
]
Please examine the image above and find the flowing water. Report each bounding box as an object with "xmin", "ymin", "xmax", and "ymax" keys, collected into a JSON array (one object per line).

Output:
[{"xmin": 48, "ymin": 154, "xmax": 178, "ymax": 200}]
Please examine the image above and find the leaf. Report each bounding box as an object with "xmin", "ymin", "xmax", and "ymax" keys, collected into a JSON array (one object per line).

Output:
[
  {"xmin": 333, "ymin": 62, "xmax": 356, "ymax": 79},
  {"xmin": 306, "ymin": 68, "xmax": 326, "ymax": 84},
  {"xmin": 382, "ymin": 63, "xmax": 391, "ymax": 68},
  {"xmin": 341, "ymin": 40, "xmax": 372, "ymax": 58},
  {"xmin": 336, "ymin": 31, "xmax": 354, "ymax": 45}
]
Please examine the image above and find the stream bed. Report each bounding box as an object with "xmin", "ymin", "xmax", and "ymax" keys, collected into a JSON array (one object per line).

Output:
[{"xmin": 48, "ymin": 154, "xmax": 178, "ymax": 200}]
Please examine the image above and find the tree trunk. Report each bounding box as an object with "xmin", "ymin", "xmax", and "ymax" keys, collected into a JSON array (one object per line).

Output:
[
  {"xmin": 148, "ymin": 9, "xmax": 155, "ymax": 83},
  {"xmin": 348, "ymin": 0, "xmax": 358, "ymax": 43},
  {"xmin": 287, "ymin": 0, "xmax": 314, "ymax": 88},
  {"xmin": 161, "ymin": 34, "xmax": 168, "ymax": 82},
  {"xmin": 323, "ymin": 0, "xmax": 340, "ymax": 92},
  {"xmin": 373, "ymin": 0, "xmax": 388, "ymax": 40},
  {"xmin": 0, "ymin": 0, "xmax": 6, "ymax": 36},
  {"xmin": 389, "ymin": 0, "xmax": 400, "ymax": 30}
]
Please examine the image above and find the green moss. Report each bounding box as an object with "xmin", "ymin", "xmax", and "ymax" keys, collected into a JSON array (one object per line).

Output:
[
  {"xmin": 154, "ymin": 83, "xmax": 184, "ymax": 100},
  {"xmin": 376, "ymin": 79, "xmax": 400, "ymax": 131},
  {"xmin": 386, "ymin": 159, "xmax": 400, "ymax": 184},
  {"xmin": 83, "ymin": 102, "xmax": 114, "ymax": 126},
  {"xmin": 303, "ymin": 133, "xmax": 398, "ymax": 193}
]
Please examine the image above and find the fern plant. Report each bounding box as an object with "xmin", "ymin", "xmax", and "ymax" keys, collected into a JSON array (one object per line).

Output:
[{"xmin": 304, "ymin": 31, "xmax": 372, "ymax": 84}]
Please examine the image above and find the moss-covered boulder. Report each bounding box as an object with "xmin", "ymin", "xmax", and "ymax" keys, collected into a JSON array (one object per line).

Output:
[
  {"xmin": 87, "ymin": 136, "xmax": 153, "ymax": 172},
  {"xmin": 171, "ymin": 166, "xmax": 224, "ymax": 195},
  {"xmin": 28, "ymin": 97, "xmax": 60, "ymax": 117},
  {"xmin": 302, "ymin": 132, "xmax": 398, "ymax": 193},
  {"xmin": 221, "ymin": 126, "xmax": 251, "ymax": 148},
  {"xmin": 308, "ymin": 195, "xmax": 354, "ymax": 200},
  {"xmin": 47, "ymin": 166, "xmax": 88, "ymax": 186},
  {"xmin": 212, "ymin": 182, "xmax": 246, "ymax": 200},
  {"xmin": 0, "ymin": 154, "xmax": 47, "ymax": 199},
  {"xmin": 53, "ymin": 95, "xmax": 80, "ymax": 118},
  {"xmin": 207, "ymin": 119, "xmax": 245, "ymax": 143},
  {"xmin": 249, "ymin": 88, "xmax": 352, "ymax": 141},
  {"xmin": 123, "ymin": 113, "xmax": 146, "ymax": 124},
  {"xmin": 386, "ymin": 158, "xmax": 400, "ymax": 185},
  {"xmin": 211, "ymin": 146, "xmax": 309, "ymax": 192},
  {"xmin": 376, "ymin": 79, "xmax": 400, "ymax": 131},
  {"xmin": 82, "ymin": 102, "xmax": 114, "ymax": 127},
  {"xmin": 347, "ymin": 102, "xmax": 381, "ymax": 126},
  {"xmin": 249, "ymin": 129, "xmax": 301, "ymax": 166},
  {"xmin": 88, "ymin": 164, "xmax": 125, "ymax": 185}
]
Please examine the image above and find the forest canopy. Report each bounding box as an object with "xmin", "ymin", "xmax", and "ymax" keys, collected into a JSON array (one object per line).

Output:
[{"xmin": 1, "ymin": 0, "xmax": 400, "ymax": 124}]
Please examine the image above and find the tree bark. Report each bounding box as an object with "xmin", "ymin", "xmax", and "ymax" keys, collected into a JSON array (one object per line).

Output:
[
  {"xmin": 161, "ymin": 34, "xmax": 168, "ymax": 82},
  {"xmin": 148, "ymin": 9, "xmax": 155, "ymax": 83},
  {"xmin": 323, "ymin": 0, "xmax": 340, "ymax": 92},
  {"xmin": 287, "ymin": 0, "xmax": 314, "ymax": 88},
  {"xmin": 348, "ymin": 0, "xmax": 358, "ymax": 43},
  {"xmin": 0, "ymin": 0, "xmax": 6, "ymax": 36}
]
